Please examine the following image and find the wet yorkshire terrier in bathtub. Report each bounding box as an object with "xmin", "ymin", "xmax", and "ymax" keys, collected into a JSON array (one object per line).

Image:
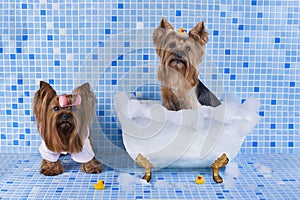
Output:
[
  {"xmin": 153, "ymin": 17, "xmax": 221, "ymax": 111},
  {"xmin": 33, "ymin": 81, "xmax": 102, "ymax": 176}
]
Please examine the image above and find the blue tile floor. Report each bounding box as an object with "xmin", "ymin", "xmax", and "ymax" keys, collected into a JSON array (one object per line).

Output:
[{"xmin": 0, "ymin": 153, "xmax": 299, "ymax": 199}]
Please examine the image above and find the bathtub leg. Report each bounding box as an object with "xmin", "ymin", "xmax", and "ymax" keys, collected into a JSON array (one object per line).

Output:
[
  {"xmin": 211, "ymin": 153, "xmax": 229, "ymax": 183},
  {"xmin": 135, "ymin": 153, "xmax": 153, "ymax": 182}
]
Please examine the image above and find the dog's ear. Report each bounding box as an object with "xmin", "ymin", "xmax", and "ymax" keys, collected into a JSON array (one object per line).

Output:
[
  {"xmin": 188, "ymin": 21, "xmax": 208, "ymax": 46},
  {"xmin": 33, "ymin": 81, "xmax": 57, "ymax": 129},
  {"xmin": 158, "ymin": 17, "xmax": 174, "ymax": 30},
  {"xmin": 153, "ymin": 17, "xmax": 174, "ymax": 55},
  {"xmin": 73, "ymin": 82, "xmax": 96, "ymax": 116}
]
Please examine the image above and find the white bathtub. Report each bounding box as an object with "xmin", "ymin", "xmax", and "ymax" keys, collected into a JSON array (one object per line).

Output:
[{"xmin": 114, "ymin": 92, "xmax": 261, "ymax": 169}]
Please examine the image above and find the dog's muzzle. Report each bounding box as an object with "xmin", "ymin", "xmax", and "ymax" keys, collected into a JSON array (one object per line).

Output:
[
  {"xmin": 168, "ymin": 50, "xmax": 188, "ymax": 72},
  {"xmin": 57, "ymin": 113, "xmax": 74, "ymax": 134}
]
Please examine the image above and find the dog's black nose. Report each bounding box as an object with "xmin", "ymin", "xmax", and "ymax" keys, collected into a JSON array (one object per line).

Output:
[
  {"xmin": 175, "ymin": 50, "xmax": 185, "ymax": 57},
  {"xmin": 62, "ymin": 114, "xmax": 70, "ymax": 120}
]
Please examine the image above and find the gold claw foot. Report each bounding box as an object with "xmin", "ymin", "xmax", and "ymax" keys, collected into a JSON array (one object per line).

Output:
[
  {"xmin": 135, "ymin": 153, "xmax": 153, "ymax": 183},
  {"xmin": 211, "ymin": 153, "xmax": 229, "ymax": 183}
]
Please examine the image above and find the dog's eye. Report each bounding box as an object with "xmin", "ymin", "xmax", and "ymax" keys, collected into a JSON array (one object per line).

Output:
[
  {"xmin": 72, "ymin": 106, "xmax": 77, "ymax": 112},
  {"xmin": 185, "ymin": 46, "xmax": 191, "ymax": 51},
  {"xmin": 169, "ymin": 43, "xmax": 176, "ymax": 49},
  {"xmin": 54, "ymin": 106, "xmax": 60, "ymax": 112}
]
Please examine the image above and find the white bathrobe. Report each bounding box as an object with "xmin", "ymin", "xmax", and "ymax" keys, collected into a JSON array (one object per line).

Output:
[{"xmin": 39, "ymin": 130, "xmax": 95, "ymax": 163}]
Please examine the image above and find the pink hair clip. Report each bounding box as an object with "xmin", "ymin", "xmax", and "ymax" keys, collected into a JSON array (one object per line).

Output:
[{"xmin": 58, "ymin": 94, "xmax": 82, "ymax": 107}]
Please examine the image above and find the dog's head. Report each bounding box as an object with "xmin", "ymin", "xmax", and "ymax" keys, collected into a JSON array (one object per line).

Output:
[
  {"xmin": 33, "ymin": 81, "xmax": 96, "ymax": 153},
  {"xmin": 153, "ymin": 17, "xmax": 208, "ymax": 90}
]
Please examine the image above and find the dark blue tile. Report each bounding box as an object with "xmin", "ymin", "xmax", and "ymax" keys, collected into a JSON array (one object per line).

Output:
[
  {"xmin": 257, "ymin": 13, "xmax": 263, "ymax": 18},
  {"xmin": 270, "ymin": 142, "xmax": 275, "ymax": 147},
  {"xmin": 54, "ymin": 61, "xmax": 60, "ymax": 66},
  {"xmin": 40, "ymin": 10, "xmax": 46, "ymax": 15},
  {"xmin": 10, "ymin": 54, "xmax": 16, "ymax": 59},
  {"xmin": 143, "ymin": 55, "xmax": 148, "ymax": 60},
  {"xmin": 290, "ymin": 82, "xmax": 295, "ymax": 87},
  {"xmin": 112, "ymin": 61, "xmax": 117, "ymax": 66},
  {"xmin": 271, "ymin": 100, "xmax": 276, "ymax": 105},
  {"xmin": 22, "ymin": 35, "xmax": 28, "ymax": 40},
  {"xmin": 270, "ymin": 124, "xmax": 275, "ymax": 129},
  {"xmin": 285, "ymin": 63, "xmax": 290, "ymax": 68},
  {"xmin": 111, "ymin": 80, "xmax": 117, "ymax": 85}
]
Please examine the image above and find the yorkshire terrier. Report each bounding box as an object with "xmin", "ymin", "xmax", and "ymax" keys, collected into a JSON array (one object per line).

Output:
[
  {"xmin": 153, "ymin": 17, "xmax": 221, "ymax": 111},
  {"xmin": 33, "ymin": 81, "xmax": 102, "ymax": 176}
]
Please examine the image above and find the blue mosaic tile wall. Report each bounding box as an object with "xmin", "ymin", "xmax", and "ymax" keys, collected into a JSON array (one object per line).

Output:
[{"xmin": 0, "ymin": 0, "xmax": 299, "ymax": 154}]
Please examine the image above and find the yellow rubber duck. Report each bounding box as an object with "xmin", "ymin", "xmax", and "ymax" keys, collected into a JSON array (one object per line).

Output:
[
  {"xmin": 179, "ymin": 28, "xmax": 185, "ymax": 33},
  {"xmin": 94, "ymin": 180, "xmax": 105, "ymax": 190},
  {"xmin": 195, "ymin": 175, "xmax": 205, "ymax": 184}
]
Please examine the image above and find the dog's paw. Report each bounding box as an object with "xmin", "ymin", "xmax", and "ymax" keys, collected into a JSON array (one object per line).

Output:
[
  {"xmin": 40, "ymin": 159, "xmax": 64, "ymax": 176},
  {"xmin": 81, "ymin": 157, "xmax": 102, "ymax": 174}
]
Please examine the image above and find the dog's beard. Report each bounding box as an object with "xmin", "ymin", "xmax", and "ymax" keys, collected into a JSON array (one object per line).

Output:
[
  {"xmin": 167, "ymin": 56, "xmax": 188, "ymax": 75},
  {"xmin": 56, "ymin": 116, "xmax": 75, "ymax": 136},
  {"xmin": 158, "ymin": 50, "xmax": 197, "ymax": 91},
  {"xmin": 159, "ymin": 69, "xmax": 190, "ymax": 90},
  {"xmin": 58, "ymin": 122, "xmax": 73, "ymax": 134},
  {"xmin": 45, "ymin": 109, "xmax": 83, "ymax": 153}
]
